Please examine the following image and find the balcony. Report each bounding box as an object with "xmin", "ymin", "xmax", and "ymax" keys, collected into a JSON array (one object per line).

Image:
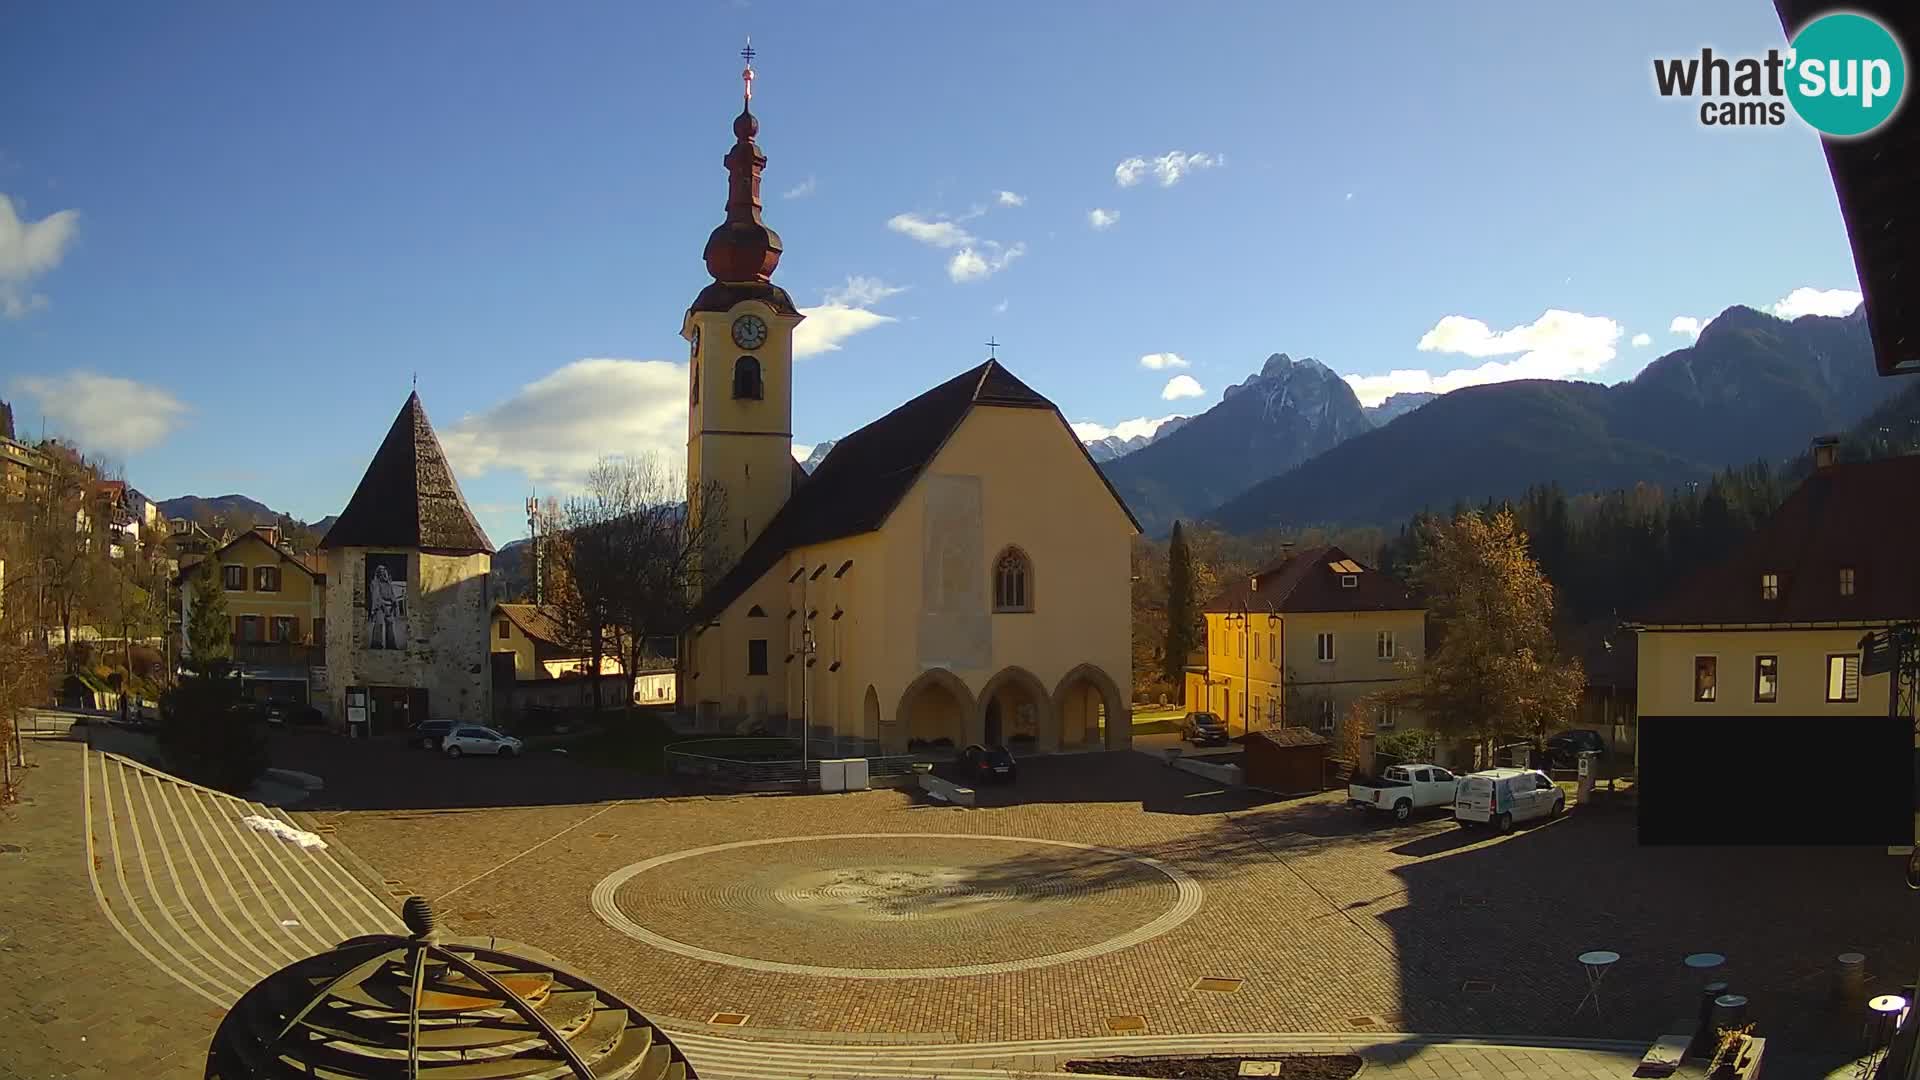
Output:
[{"xmin": 232, "ymin": 641, "xmax": 325, "ymax": 673}]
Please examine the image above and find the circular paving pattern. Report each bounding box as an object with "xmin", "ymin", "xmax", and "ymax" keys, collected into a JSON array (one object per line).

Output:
[{"xmin": 590, "ymin": 833, "xmax": 1204, "ymax": 979}]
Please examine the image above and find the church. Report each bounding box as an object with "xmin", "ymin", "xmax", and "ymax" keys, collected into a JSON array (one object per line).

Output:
[{"xmin": 680, "ymin": 55, "xmax": 1138, "ymax": 755}]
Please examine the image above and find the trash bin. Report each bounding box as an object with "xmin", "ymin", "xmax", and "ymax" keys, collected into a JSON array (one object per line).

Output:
[
  {"xmin": 1710, "ymin": 993, "xmax": 1749, "ymax": 1032},
  {"xmin": 1835, "ymin": 953, "xmax": 1868, "ymax": 1004}
]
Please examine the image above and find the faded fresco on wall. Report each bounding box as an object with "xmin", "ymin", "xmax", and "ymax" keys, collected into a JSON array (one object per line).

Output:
[
  {"xmin": 365, "ymin": 553, "xmax": 409, "ymax": 650},
  {"xmin": 918, "ymin": 473, "xmax": 989, "ymax": 670}
]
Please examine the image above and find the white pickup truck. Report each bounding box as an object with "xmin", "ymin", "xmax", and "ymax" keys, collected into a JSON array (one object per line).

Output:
[{"xmin": 1348, "ymin": 764, "xmax": 1460, "ymax": 822}]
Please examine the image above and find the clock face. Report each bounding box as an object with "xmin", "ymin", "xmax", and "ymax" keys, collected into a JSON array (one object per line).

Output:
[{"xmin": 731, "ymin": 314, "xmax": 769, "ymax": 350}]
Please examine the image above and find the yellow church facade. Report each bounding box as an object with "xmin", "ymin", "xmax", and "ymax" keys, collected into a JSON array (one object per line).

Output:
[{"xmin": 677, "ymin": 62, "xmax": 1136, "ymax": 755}]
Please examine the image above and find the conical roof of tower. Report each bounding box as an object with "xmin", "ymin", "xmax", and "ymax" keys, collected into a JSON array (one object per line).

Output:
[{"xmin": 320, "ymin": 392, "xmax": 494, "ymax": 554}]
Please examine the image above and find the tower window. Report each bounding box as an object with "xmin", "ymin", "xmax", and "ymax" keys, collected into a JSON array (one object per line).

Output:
[
  {"xmin": 691, "ymin": 361, "xmax": 700, "ymax": 405},
  {"xmin": 732, "ymin": 356, "xmax": 763, "ymax": 400}
]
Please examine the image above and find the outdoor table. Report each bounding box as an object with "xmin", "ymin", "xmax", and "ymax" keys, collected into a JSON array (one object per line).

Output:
[
  {"xmin": 1684, "ymin": 952, "xmax": 1725, "ymax": 973},
  {"xmin": 1576, "ymin": 949, "xmax": 1620, "ymax": 1017}
]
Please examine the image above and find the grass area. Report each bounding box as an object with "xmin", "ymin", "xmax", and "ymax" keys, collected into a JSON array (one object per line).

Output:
[
  {"xmin": 1132, "ymin": 707, "xmax": 1184, "ymax": 723},
  {"xmin": 567, "ymin": 715, "xmax": 683, "ymax": 774},
  {"xmin": 1131, "ymin": 719, "xmax": 1181, "ymax": 736}
]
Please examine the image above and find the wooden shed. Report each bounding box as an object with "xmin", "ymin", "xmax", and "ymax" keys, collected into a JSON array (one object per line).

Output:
[{"xmin": 1244, "ymin": 726, "xmax": 1331, "ymax": 795}]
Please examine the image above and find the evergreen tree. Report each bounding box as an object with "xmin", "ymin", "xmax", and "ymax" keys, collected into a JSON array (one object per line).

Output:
[
  {"xmin": 184, "ymin": 558, "xmax": 232, "ymax": 669},
  {"xmin": 1162, "ymin": 520, "xmax": 1196, "ymax": 689}
]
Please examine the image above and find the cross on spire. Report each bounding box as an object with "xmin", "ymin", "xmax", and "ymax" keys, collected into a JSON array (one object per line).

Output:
[
  {"xmin": 985, "ymin": 337, "xmax": 1000, "ymax": 359},
  {"xmin": 741, "ymin": 37, "xmax": 756, "ymax": 102}
]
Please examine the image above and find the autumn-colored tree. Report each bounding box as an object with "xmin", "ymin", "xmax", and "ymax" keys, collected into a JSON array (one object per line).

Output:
[{"xmin": 1395, "ymin": 509, "xmax": 1584, "ymax": 764}]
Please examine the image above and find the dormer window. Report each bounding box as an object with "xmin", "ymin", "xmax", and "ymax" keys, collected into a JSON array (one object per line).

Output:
[
  {"xmin": 732, "ymin": 356, "xmax": 763, "ymax": 400},
  {"xmin": 1839, "ymin": 567, "xmax": 1855, "ymax": 596},
  {"xmin": 1760, "ymin": 572, "xmax": 1779, "ymax": 600}
]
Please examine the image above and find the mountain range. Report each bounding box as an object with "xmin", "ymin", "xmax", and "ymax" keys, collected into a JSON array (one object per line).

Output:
[{"xmin": 1207, "ymin": 305, "xmax": 1890, "ymax": 534}]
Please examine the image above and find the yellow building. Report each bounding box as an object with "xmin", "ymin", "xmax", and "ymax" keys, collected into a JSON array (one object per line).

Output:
[
  {"xmin": 1188, "ymin": 545, "xmax": 1425, "ymax": 737},
  {"xmin": 178, "ymin": 526, "xmax": 327, "ymax": 703},
  {"xmin": 1634, "ymin": 449, "xmax": 1913, "ymax": 738},
  {"xmin": 680, "ymin": 74, "xmax": 1137, "ymax": 754},
  {"xmin": 492, "ymin": 602, "xmax": 677, "ymax": 703}
]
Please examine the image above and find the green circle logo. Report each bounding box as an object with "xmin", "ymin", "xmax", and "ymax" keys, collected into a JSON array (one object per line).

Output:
[{"xmin": 1787, "ymin": 12, "xmax": 1907, "ymax": 137}]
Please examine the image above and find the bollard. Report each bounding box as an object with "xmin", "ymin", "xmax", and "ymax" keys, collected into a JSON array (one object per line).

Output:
[
  {"xmin": 1834, "ymin": 952, "xmax": 1867, "ymax": 1004},
  {"xmin": 1697, "ymin": 981, "xmax": 1730, "ymax": 1033},
  {"xmin": 1710, "ymin": 993, "xmax": 1749, "ymax": 1033}
]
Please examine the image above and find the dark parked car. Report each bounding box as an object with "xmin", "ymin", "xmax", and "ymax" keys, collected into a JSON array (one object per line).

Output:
[
  {"xmin": 959, "ymin": 743, "xmax": 1017, "ymax": 783},
  {"xmin": 1544, "ymin": 729, "xmax": 1607, "ymax": 771},
  {"xmin": 409, "ymin": 720, "xmax": 456, "ymax": 750},
  {"xmin": 1181, "ymin": 711, "xmax": 1230, "ymax": 746}
]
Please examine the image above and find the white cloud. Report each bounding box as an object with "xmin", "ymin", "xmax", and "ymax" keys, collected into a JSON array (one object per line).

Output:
[
  {"xmin": 782, "ymin": 175, "xmax": 817, "ymax": 200},
  {"xmin": 10, "ymin": 371, "xmax": 189, "ymax": 455},
  {"xmin": 440, "ymin": 359, "xmax": 687, "ymax": 488},
  {"xmin": 996, "ymin": 190, "xmax": 1025, "ymax": 207},
  {"xmin": 948, "ymin": 241, "xmax": 1024, "ymax": 283},
  {"xmin": 994, "ymin": 298, "xmax": 1009, "ymax": 314},
  {"xmin": 1114, "ymin": 151, "xmax": 1222, "ymax": 188},
  {"xmin": 1769, "ymin": 286, "xmax": 1862, "ymax": 319},
  {"xmin": 887, "ymin": 212, "xmax": 974, "ymax": 248},
  {"xmin": 1669, "ymin": 315, "xmax": 1704, "ymax": 339},
  {"xmin": 821, "ymin": 275, "xmax": 908, "ymax": 307},
  {"xmin": 1071, "ymin": 414, "xmax": 1185, "ymax": 442},
  {"xmin": 793, "ymin": 303, "xmax": 895, "ymax": 357},
  {"xmin": 1161, "ymin": 374, "xmax": 1205, "ymax": 401},
  {"xmin": 1088, "ymin": 208, "xmax": 1119, "ymax": 230},
  {"xmin": 1631, "ymin": 332, "xmax": 1652, "ymax": 347},
  {"xmin": 1139, "ymin": 353, "xmax": 1188, "ymax": 370},
  {"xmin": 1340, "ymin": 309, "xmax": 1623, "ymax": 408},
  {"xmin": 0, "ymin": 194, "xmax": 80, "ymax": 318},
  {"xmin": 1344, "ymin": 192, "xmax": 1354, "ymax": 201}
]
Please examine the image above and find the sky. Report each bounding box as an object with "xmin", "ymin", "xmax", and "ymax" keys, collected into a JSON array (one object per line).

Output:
[{"xmin": 0, "ymin": 1, "xmax": 1870, "ymax": 547}]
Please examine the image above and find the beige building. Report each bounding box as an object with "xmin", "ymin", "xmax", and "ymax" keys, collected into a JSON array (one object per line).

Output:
[
  {"xmin": 320, "ymin": 393, "xmax": 495, "ymax": 733},
  {"xmin": 1188, "ymin": 545, "xmax": 1425, "ymax": 737},
  {"xmin": 178, "ymin": 526, "xmax": 326, "ymax": 702},
  {"xmin": 1634, "ymin": 448, "xmax": 1915, "ymax": 740},
  {"xmin": 679, "ymin": 78, "xmax": 1137, "ymax": 754}
]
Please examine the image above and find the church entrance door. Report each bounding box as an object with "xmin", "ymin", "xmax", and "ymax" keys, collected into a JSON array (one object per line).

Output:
[{"xmin": 984, "ymin": 701, "xmax": 1003, "ymax": 746}]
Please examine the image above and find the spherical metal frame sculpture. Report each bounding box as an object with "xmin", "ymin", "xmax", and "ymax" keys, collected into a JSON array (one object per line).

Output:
[{"xmin": 206, "ymin": 897, "xmax": 696, "ymax": 1079}]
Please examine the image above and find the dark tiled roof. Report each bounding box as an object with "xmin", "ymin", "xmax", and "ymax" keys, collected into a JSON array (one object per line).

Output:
[
  {"xmin": 694, "ymin": 359, "xmax": 1139, "ymax": 622},
  {"xmin": 319, "ymin": 393, "xmax": 494, "ymax": 555},
  {"xmin": 1775, "ymin": 0, "xmax": 1917, "ymax": 376},
  {"xmin": 1250, "ymin": 726, "xmax": 1329, "ymax": 749},
  {"xmin": 1203, "ymin": 544, "xmax": 1421, "ymax": 614},
  {"xmin": 1637, "ymin": 455, "xmax": 1920, "ymax": 625},
  {"xmin": 688, "ymin": 281, "xmax": 799, "ymax": 317}
]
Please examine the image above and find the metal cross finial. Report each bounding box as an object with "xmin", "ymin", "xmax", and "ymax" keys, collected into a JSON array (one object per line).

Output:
[
  {"xmin": 741, "ymin": 37, "xmax": 756, "ymax": 101},
  {"xmin": 985, "ymin": 337, "xmax": 1000, "ymax": 359}
]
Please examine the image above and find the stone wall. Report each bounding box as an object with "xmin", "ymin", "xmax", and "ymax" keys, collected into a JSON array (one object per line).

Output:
[{"xmin": 324, "ymin": 546, "xmax": 492, "ymax": 727}]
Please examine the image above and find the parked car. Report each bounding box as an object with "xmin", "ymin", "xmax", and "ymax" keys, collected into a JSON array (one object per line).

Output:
[
  {"xmin": 1180, "ymin": 711, "xmax": 1230, "ymax": 746},
  {"xmin": 1544, "ymin": 729, "xmax": 1607, "ymax": 771},
  {"xmin": 293, "ymin": 705, "xmax": 327, "ymax": 727},
  {"xmin": 959, "ymin": 743, "xmax": 1017, "ymax": 783},
  {"xmin": 1348, "ymin": 764, "xmax": 1458, "ymax": 822},
  {"xmin": 1454, "ymin": 768, "xmax": 1564, "ymax": 834},
  {"xmin": 408, "ymin": 720, "xmax": 455, "ymax": 751},
  {"xmin": 443, "ymin": 726, "xmax": 523, "ymax": 758}
]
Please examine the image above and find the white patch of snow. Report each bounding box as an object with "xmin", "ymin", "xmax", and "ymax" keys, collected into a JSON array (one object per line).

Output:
[{"xmin": 243, "ymin": 814, "xmax": 329, "ymax": 850}]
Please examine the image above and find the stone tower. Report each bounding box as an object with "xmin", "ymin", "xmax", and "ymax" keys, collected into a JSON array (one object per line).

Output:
[
  {"xmin": 683, "ymin": 46, "xmax": 806, "ymax": 565},
  {"xmin": 318, "ymin": 392, "xmax": 495, "ymax": 733}
]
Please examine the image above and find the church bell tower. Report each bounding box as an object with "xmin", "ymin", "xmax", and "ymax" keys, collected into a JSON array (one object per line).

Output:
[{"xmin": 684, "ymin": 41, "xmax": 804, "ymax": 564}]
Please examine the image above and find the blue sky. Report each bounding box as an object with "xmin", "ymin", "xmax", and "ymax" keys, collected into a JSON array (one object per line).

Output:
[{"xmin": 0, "ymin": 1, "xmax": 1868, "ymax": 547}]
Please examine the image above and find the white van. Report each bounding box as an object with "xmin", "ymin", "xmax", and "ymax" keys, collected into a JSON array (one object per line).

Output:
[{"xmin": 1454, "ymin": 768, "xmax": 1564, "ymax": 834}]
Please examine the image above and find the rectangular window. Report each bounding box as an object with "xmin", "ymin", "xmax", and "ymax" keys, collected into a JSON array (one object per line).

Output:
[
  {"xmin": 1839, "ymin": 567, "xmax": 1855, "ymax": 596},
  {"xmin": 1827, "ymin": 654, "xmax": 1861, "ymax": 703},
  {"xmin": 1236, "ymin": 634, "xmax": 1242, "ymax": 659},
  {"xmin": 1317, "ymin": 699, "xmax": 1336, "ymax": 731},
  {"xmin": 1252, "ymin": 636, "xmax": 1260, "ymax": 661},
  {"xmin": 1377, "ymin": 704, "xmax": 1396, "ymax": 729},
  {"xmin": 1760, "ymin": 572, "xmax": 1779, "ymax": 600},
  {"xmin": 254, "ymin": 565, "xmax": 281, "ymax": 592},
  {"xmin": 1754, "ymin": 655, "xmax": 1778, "ymax": 703},
  {"xmin": 497, "ymin": 619, "xmax": 510, "ymax": 640},
  {"xmin": 238, "ymin": 615, "xmax": 262, "ymax": 643},
  {"xmin": 1693, "ymin": 656, "xmax": 1717, "ymax": 702},
  {"xmin": 747, "ymin": 638, "xmax": 769, "ymax": 676},
  {"xmin": 222, "ymin": 564, "xmax": 246, "ymax": 591},
  {"xmin": 1268, "ymin": 632, "xmax": 1276, "ymax": 660},
  {"xmin": 270, "ymin": 616, "xmax": 296, "ymax": 643},
  {"xmin": 1316, "ymin": 632, "xmax": 1335, "ymax": 663},
  {"xmin": 1376, "ymin": 630, "xmax": 1395, "ymax": 660}
]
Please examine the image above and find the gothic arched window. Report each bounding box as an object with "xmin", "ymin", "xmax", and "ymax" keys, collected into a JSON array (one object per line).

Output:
[
  {"xmin": 690, "ymin": 361, "xmax": 700, "ymax": 405},
  {"xmin": 993, "ymin": 546, "xmax": 1033, "ymax": 613},
  {"xmin": 732, "ymin": 356, "xmax": 763, "ymax": 400}
]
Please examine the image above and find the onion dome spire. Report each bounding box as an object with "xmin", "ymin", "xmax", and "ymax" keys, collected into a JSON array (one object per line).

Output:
[{"xmin": 704, "ymin": 38, "xmax": 784, "ymax": 284}]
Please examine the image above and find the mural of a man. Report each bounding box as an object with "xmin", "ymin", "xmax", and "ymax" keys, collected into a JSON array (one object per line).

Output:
[{"xmin": 366, "ymin": 555, "xmax": 408, "ymax": 650}]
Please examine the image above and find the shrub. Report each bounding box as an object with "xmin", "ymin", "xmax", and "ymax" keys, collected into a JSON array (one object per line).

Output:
[{"xmin": 158, "ymin": 662, "xmax": 269, "ymax": 795}]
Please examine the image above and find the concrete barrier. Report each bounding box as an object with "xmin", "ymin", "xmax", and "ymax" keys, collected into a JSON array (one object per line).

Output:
[
  {"xmin": 917, "ymin": 773, "xmax": 976, "ymax": 806},
  {"xmin": 1173, "ymin": 757, "xmax": 1243, "ymax": 786}
]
